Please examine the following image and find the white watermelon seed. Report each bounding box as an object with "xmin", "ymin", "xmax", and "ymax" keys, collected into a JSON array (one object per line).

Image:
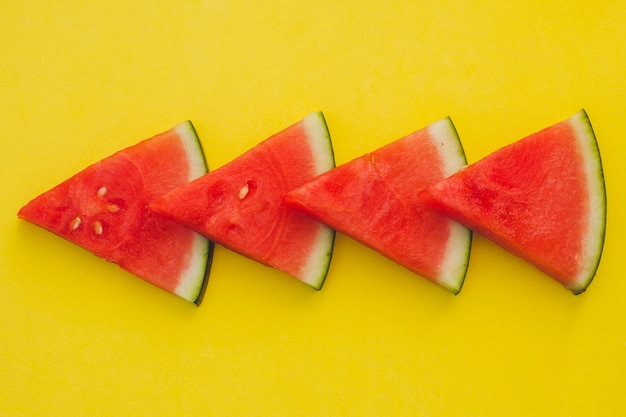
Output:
[
  {"xmin": 97, "ymin": 187, "xmax": 107, "ymax": 198},
  {"xmin": 238, "ymin": 183, "xmax": 249, "ymax": 200},
  {"xmin": 70, "ymin": 216, "xmax": 81, "ymax": 230},
  {"xmin": 93, "ymin": 220, "xmax": 103, "ymax": 235},
  {"xmin": 106, "ymin": 204, "xmax": 120, "ymax": 213}
]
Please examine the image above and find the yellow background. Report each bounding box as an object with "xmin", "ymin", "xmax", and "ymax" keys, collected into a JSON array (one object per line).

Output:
[{"xmin": 1, "ymin": 1, "xmax": 625, "ymax": 416}]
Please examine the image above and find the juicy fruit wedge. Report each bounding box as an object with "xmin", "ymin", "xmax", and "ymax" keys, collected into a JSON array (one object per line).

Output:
[
  {"xmin": 149, "ymin": 112, "xmax": 336, "ymax": 290},
  {"xmin": 18, "ymin": 122, "xmax": 213, "ymax": 305},
  {"xmin": 285, "ymin": 117, "xmax": 472, "ymax": 294},
  {"xmin": 419, "ymin": 110, "xmax": 606, "ymax": 294}
]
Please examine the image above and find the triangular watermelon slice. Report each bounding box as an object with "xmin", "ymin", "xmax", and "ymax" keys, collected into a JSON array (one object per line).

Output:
[
  {"xmin": 284, "ymin": 117, "xmax": 472, "ymax": 294},
  {"xmin": 418, "ymin": 110, "xmax": 606, "ymax": 294},
  {"xmin": 149, "ymin": 112, "xmax": 336, "ymax": 290},
  {"xmin": 18, "ymin": 122, "xmax": 213, "ymax": 304}
]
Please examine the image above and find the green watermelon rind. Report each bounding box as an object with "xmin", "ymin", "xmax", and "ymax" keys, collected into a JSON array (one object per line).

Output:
[
  {"xmin": 568, "ymin": 109, "xmax": 606, "ymax": 294},
  {"xmin": 428, "ymin": 117, "xmax": 472, "ymax": 294},
  {"xmin": 298, "ymin": 112, "xmax": 336, "ymax": 290},
  {"xmin": 171, "ymin": 121, "xmax": 214, "ymax": 305}
]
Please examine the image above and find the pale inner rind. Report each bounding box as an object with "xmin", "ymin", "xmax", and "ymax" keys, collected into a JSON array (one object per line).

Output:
[
  {"xmin": 174, "ymin": 233, "xmax": 210, "ymax": 301},
  {"xmin": 303, "ymin": 112, "xmax": 335, "ymax": 175},
  {"xmin": 299, "ymin": 225, "xmax": 335, "ymax": 288},
  {"xmin": 428, "ymin": 117, "xmax": 468, "ymax": 177},
  {"xmin": 569, "ymin": 110, "xmax": 606, "ymax": 290},
  {"xmin": 299, "ymin": 112, "xmax": 336, "ymax": 288},
  {"xmin": 428, "ymin": 117, "xmax": 471, "ymax": 293},
  {"xmin": 438, "ymin": 222, "xmax": 472, "ymax": 292},
  {"xmin": 171, "ymin": 121, "xmax": 211, "ymax": 301},
  {"xmin": 175, "ymin": 121, "xmax": 208, "ymax": 182}
]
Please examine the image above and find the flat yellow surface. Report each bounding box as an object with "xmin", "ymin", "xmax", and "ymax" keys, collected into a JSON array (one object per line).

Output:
[{"xmin": 1, "ymin": 1, "xmax": 625, "ymax": 416}]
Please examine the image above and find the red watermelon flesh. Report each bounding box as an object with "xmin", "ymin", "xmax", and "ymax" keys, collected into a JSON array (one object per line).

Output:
[
  {"xmin": 284, "ymin": 117, "xmax": 472, "ymax": 294},
  {"xmin": 18, "ymin": 122, "xmax": 212, "ymax": 304},
  {"xmin": 149, "ymin": 112, "xmax": 335, "ymax": 290},
  {"xmin": 418, "ymin": 110, "xmax": 606, "ymax": 294}
]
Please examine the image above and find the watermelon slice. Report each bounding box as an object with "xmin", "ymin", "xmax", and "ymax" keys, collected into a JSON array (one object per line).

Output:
[
  {"xmin": 284, "ymin": 117, "xmax": 472, "ymax": 294},
  {"xmin": 149, "ymin": 112, "xmax": 335, "ymax": 290},
  {"xmin": 418, "ymin": 110, "xmax": 606, "ymax": 294},
  {"xmin": 18, "ymin": 122, "xmax": 213, "ymax": 305}
]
